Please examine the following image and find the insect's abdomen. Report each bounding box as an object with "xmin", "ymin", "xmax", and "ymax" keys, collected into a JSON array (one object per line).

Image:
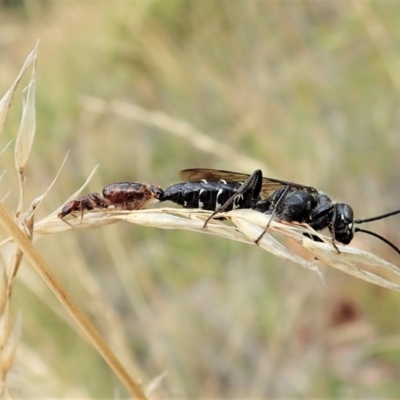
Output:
[
  {"xmin": 160, "ymin": 181, "xmax": 246, "ymax": 211},
  {"xmin": 102, "ymin": 182, "xmax": 163, "ymax": 210}
]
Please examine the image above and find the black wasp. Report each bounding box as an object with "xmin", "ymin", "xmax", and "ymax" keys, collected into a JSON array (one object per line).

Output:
[{"xmin": 160, "ymin": 168, "xmax": 400, "ymax": 255}]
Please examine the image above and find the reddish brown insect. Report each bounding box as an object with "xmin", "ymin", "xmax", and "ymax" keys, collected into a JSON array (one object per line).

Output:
[
  {"xmin": 102, "ymin": 182, "xmax": 163, "ymax": 210},
  {"xmin": 58, "ymin": 182, "xmax": 163, "ymax": 222},
  {"xmin": 58, "ymin": 192, "xmax": 112, "ymax": 221}
]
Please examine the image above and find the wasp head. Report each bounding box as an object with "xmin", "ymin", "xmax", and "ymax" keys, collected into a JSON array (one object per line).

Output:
[{"xmin": 334, "ymin": 203, "xmax": 355, "ymax": 244}]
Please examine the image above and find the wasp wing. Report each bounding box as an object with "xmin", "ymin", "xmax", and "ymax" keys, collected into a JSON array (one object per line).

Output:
[
  {"xmin": 259, "ymin": 176, "xmax": 318, "ymax": 198},
  {"xmin": 181, "ymin": 168, "xmax": 251, "ymax": 183},
  {"xmin": 180, "ymin": 168, "xmax": 318, "ymax": 199}
]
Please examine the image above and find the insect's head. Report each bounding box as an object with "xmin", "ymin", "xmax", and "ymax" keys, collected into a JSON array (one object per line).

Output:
[
  {"xmin": 332, "ymin": 204, "xmax": 400, "ymax": 256},
  {"xmin": 333, "ymin": 203, "xmax": 355, "ymax": 245},
  {"xmin": 58, "ymin": 200, "xmax": 80, "ymax": 219}
]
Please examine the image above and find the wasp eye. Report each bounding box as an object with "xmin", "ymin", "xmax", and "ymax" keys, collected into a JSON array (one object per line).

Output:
[
  {"xmin": 342, "ymin": 204, "xmax": 354, "ymax": 223},
  {"xmin": 337, "ymin": 203, "xmax": 354, "ymax": 223}
]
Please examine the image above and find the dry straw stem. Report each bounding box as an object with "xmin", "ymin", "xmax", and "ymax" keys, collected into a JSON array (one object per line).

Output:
[
  {"xmin": 37, "ymin": 207, "xmax": 400, "ymax": 292},
  {"xmin": 0, "ymin": 201, "xmax": 148, "ymax": 400}
]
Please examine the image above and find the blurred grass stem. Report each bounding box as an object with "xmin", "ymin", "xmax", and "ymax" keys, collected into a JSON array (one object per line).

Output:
[{"xmin": 81, "ymin": 95, "xmax": 270, "ymax": 173}]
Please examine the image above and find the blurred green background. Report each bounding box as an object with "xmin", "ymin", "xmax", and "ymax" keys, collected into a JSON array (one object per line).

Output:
[{"xmin": 1, "ymin": 0, "xmax": 400, "ymax": 397}]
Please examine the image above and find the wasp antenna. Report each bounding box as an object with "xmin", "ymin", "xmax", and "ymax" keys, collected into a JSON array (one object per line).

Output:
[
  {"xmin": 355, "ymin": 209, "xmax": 400, "ymax": 224},
  {"xmin": 354, "ymin": 227, "xmax": 400, "ymax": 256}
]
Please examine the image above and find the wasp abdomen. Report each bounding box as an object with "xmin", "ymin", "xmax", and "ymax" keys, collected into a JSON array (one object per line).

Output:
[{"xmin": 160, "ymin": 180, "xmax": 247, "ymax": 211}]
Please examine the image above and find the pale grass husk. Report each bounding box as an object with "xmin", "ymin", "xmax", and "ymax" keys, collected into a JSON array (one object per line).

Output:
[
  {"xmin": 0, "ymin": 43, "xmax": 38, "ymax": 139},
  {"xmin": 14, "ymin": 58, "xmax": 37, "ymax": 175},
  {"xmin": 36, "ymin": 207, "xmax": 400, "ymax": 292}
]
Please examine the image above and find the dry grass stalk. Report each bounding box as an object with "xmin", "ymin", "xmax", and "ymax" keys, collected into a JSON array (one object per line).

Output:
[
  {"xmin": 0, "ymin": 42, "xmax": 39, "ymax": 397},
  {"xmin": 0, "ymin": 202, "xmax": 148, "ymax": 399},
  {"xmin": 0, "ymin": 45, "xmax": 148, "ymax": 399},
  {"xmin": 38, "ymin": 206, "xmax": 400, "ymax": 292}
]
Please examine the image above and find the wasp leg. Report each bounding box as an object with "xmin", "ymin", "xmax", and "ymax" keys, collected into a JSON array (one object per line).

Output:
[
  {"xmin": 255, "ymin": 185, "xmax": 291, "ymax": 244},
  {"xmin": 202, "ymin": 169, "xmax": 263, "ymax": 228}
]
